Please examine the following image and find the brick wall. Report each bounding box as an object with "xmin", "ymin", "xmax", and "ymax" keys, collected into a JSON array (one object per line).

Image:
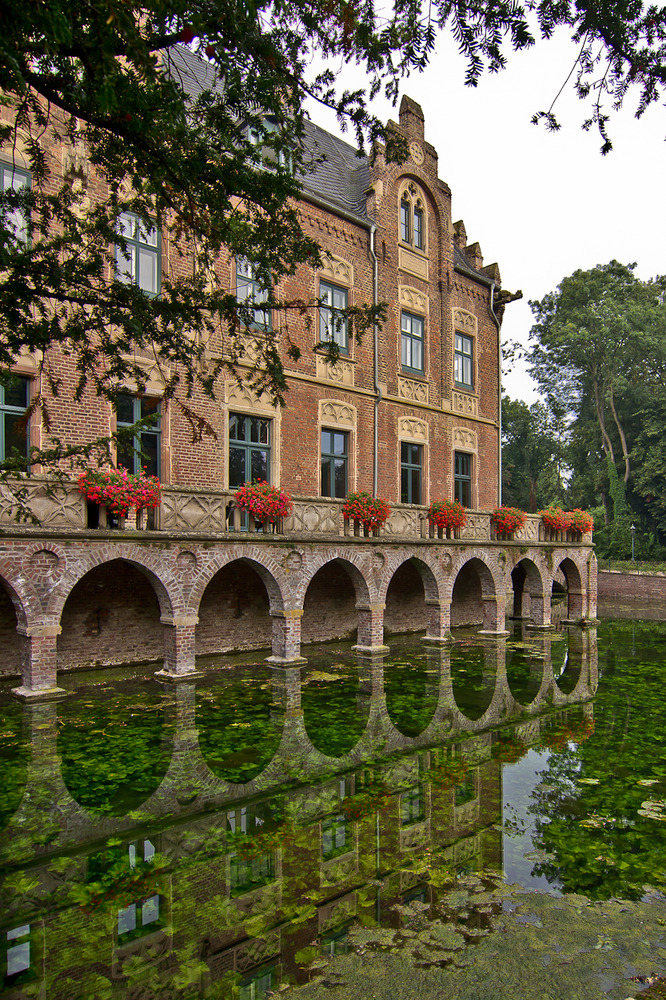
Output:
[
  {"xmin": 196, "ymin": 563, "xmax": 273, "ymax": 655},
  {"xmin": 450, "ymin": 563, "xmax": 484, "ymax": 627},
  {"xmin": 598, "ymin": 570, "xmax": 666, "ymax": 602},
  {"xmin": 301, "ymin": 563, "xmax": 358, "ymax": 645}
]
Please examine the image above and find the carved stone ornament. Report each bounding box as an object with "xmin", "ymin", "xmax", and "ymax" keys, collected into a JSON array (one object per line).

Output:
[
  {"xmin": 409, "ymin": 141, "xmax": 424, "ymax": 166},
  {"xmin": 226, "ymin": 380, "xmax": 277, "ymax": 413},
  {"xmin": 399, "ymin": 285, "xmax": 429, "ymax": 314},
  {"xmin": 398, "ymin": 245, "xmax": 428, "ymax": 281},
  {"xmin": 398, "ymin": 416, "xmax": 428, "ymax": 442},
  {"xmin": 452, "ymin": 391, "xmax": 478, "ymax": 417},
  {"xmin": 321, "ymin": 253, "xmax": 353, "ymax": 287},
  {"xmin": 316, "ymin": 354, "xmax": 355, "ymax": 386},
  {"xmin": 452, "ymin": 426, "xmax": 478, "ymax": 451},
  {"xmin": 453, "ymin": 308, "xmax": 477, "ymax": 334},
  {"xmin": 398, "ymin": 376, "xmax": 429, "ymax": 404},
  {"xmin": 319, "ymin": 399, "xmax": 356, "ymax": 427}
]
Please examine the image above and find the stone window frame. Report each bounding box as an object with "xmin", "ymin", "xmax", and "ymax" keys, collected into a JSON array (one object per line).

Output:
[
  {"xmin": 115, "ymin": 211, "xmax": 161, "ymax": 296},
  {"xmin": 0, "ymin": 161, "xmax": 31, "ymax": 245},
  {"xmin": 235, "ymin": 256, "xmax": 272, "ymax": 331},
  {"xmin": 397, "ymin": 415, "xmax": 429, "ymax": 507},
  {"xmin": 452, "ymin": 308, "xmax": 479, "ymax": 397},
  {"xmin": 318, "ymin": 399, "xmax": 357, "ymax": 495},
  {"xmin": 453, "ymin": 450, "xmax": 473, "ymax": 507},
  {"xmin": 114, "ymin": 393, "xmax": 162, "ymax": 478},
  {"xmin": 318, "ymin": 278, "xmax": 349, "ymax": 355},
  {"xmin": 400, "ymin": 309, "xmax": 425, "ymax": 376},
  {"xmin": 0, "ymin": 374, "xmax": 30, "ymax": 464},
  {"xmin": 224, "ymin": 383, "xmax": 282, "ymax": 490},
  {"xmin": 397, "ymin": 178, "xmax": 428, "ymax": 255},
  {"xmin": 454, "ymin": 331, "xmax": 474, "ymax": 390}
]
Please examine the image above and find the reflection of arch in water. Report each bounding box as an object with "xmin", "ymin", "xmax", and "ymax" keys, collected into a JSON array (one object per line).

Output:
[
  {"xmin": 505, "ymin": 642, "xmax": 544, "ymax": 706},
  {"xmin": 55, "ymin": 557, "xmax": 174, "ymax": 671},
  {"xmin": 384, "ymin": 651, "xmax": 440, "ymax": 737},
  {"xmin": 450, "ymin": 643, "xmax": 498, "ymax": 721},
  {"xmin": 195, "ymin": 558, "xmax": 279, "ymax": 655},
  {"xmin": 382, "ymin": 555, "xmax": 440, "ymax": 637},
  {"xmin": 300, "ymin": 557, "xmax": 371, "ymax": 646},
  {"xmin": 301, "ymin": 657, "xmax": 369, "ymax": 757},
  {"xmin": 510, "ymin": 558, "xmax": 547, "ymax": 626}
]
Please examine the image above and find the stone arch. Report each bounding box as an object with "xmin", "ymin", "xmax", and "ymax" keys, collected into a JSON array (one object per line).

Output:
[
  {"xmin": 510, "ymin": 557, "xmax": 548, "ymax": 625},
  {"xmin": 382, "ymin": 554, "xmax": 440, "ymax": 637},
  {"xmin": 297, "ymin": 552, "xmax": 372, "ymax": 608},
  {"xmin": 0, "ymin": 572, "xmax": 28, "ymax": 678},
  {"xmin": 554, "ymin": 555, "xmax": 585, "ymax": 620},
  {"xmin": 56, "ymin": 556, "xmax": 176, "ymax": 671},
  {"xmin": 448, "ymin": 554, "xmax": 503, "ymax": 632},
  {"xmin": 195, "ymin": 556, "xmax": 284, "ymax": 657},
  {"xmin": 300, "ymin": 556, "xmax": 373, "ymax": 647},
  {"xmin": 189, "ymin": 548, "xmax": 286, "ymax": 619}
]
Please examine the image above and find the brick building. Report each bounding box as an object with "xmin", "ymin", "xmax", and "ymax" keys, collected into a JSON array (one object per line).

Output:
[{"xmin": 0, "ymin": 47, "xmax": 596, "ymax": 693}]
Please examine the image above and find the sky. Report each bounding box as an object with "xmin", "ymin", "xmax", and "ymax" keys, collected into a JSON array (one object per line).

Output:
[{"xmin": 306, "ymin": 28, "xmax": 665, "ymax": 403}]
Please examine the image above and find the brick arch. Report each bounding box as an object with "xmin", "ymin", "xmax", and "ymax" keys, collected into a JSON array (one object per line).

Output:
[
  {"xmin": 296, "ymin": 552, "xmax": 373, "ymax": 608},
  {"xmin": 553, "ymin": 554, "xmax": 585, "ymax": 620},
  {"xmin": 46, "ymin": 549, "xmax": 178, "ymax": 624},
  {"xmin": 510, "ymin": 556, "xmax": 546, "ymax": 621},
  {"xmin": 445, "ymin": 552, "xmax": 500, "ymax": 602},
  {"xmin": 379, "ymin": 552, "xmax": 441, "ymax": 604},
  {"xmin": 189, "ymin": 550, "xmax": 286, "ymax": 618},
  {"xmin": 0, "ymin": 566, "xmax": 32, "ymax": 629}
]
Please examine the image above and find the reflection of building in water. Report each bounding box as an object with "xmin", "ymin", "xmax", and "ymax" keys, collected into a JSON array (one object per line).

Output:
[{"xmin": 0, "ymin": 667, "xmax": 595, "ymax": 999}]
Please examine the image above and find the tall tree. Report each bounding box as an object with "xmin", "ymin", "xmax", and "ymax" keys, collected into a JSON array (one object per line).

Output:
[
  {"xmin": 528, "ymin": 261, "xmax": 666, "ymax": 528},
  {"xmin": 501, "ymin": 395, "xmax": 564, "ymax": 511}
]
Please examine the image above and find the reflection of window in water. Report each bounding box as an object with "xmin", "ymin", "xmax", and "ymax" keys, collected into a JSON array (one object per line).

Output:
[
  {"xmin": 227, "ymin": 806, "xmax": 267, "ymax": 835},
  {"xmin": 239, "ymin": 963, "xmax": 276, "ymax": 1000},
  {"xmin": 89, "ymin": 838, "xmax": 156, "ymax": 881},
  {"xmin": 454, "ymin": 772, "xmax": 476, "ymax": 807},
  {"xmin": 229, "ymin": 852, "xmax": 275, "ymax": 896},
  {"xmin": 322, "ymin": 814, "xmax": 349, "ymax": 859},
  {"xmin": 402, "ymin": 885, "xmax": 428, "ymax": 905},
  {"xmin": 117, "ymin": 894, "xmax": 161, "ymax": 939},
  {"xmin": 321, "ymin": 925, "xmax": 351, "ymax": 956},
  {"xmin": 4, "ymin": 924, "xmax": 31, "ymax": 983},
  {"xmin": 400, "ymin": 785, "xmax": 425, "ymax": 826}
]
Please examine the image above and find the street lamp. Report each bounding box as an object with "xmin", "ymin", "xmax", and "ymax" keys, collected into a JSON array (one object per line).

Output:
[{"xmin": 630, "ymin": 523, "xmax": 636, "ymax": 562}]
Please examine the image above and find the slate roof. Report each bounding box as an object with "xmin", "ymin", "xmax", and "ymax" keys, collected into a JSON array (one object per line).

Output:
[
  {"xmin": 453, "ymin": 244, "xmax": 492, "ymax": 285},
  {"xmin": 163, "ymin": 45, "xmax": 369, "ymax": 219}
]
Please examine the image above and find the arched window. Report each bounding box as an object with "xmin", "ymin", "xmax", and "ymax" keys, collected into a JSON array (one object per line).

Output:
[{"xmin": 398, "ymin": 181, "xmax": 427, "ymax": 253}]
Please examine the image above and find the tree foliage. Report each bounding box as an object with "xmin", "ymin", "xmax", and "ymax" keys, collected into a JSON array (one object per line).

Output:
[
  {"xmin": 526, "ymin": 261, "xmax": 666, "ymax": 554},
  {"xmin": 2, "ymin": 3, "xmax": 666, "ymax": 474},
  {"xmin": 501, "ymin": 395, "xmax": 565, "ymax": 511}
]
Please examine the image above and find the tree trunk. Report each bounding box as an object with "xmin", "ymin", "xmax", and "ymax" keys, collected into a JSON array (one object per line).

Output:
[{"xmin": 608, "ymin": 383, "xmax": 631, "ymax": 484}]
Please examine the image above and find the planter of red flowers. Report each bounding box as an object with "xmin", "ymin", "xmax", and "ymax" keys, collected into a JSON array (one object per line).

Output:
[
  {"xmin": 233, "ymin": 480, "xmax": 293, "ymax": 533},
  {"xmin": 343, "ymin": 491, "xmax": 391, "ymax": 537},
  {"xmin": 425, "ymin": 499, "xmax": 467, "ymax": 539},
  {"xmin": 78, "ymin": 468, "xmax": 162, "ymax": 529},
  {"xmin": 490, "ymin": 506, "xmax": 526, "ymax": 540},
  {"xmin": 567, "ymin": 509, "xmax": 594, "ymax": 537},
  {"xmin": 538, "ymin": 506, "xmax": 572, "ymax": 542}
]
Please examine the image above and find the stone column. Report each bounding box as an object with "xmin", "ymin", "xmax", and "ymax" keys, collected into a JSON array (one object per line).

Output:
[
  {"xmin": 422, "ymin": 599, "xmax": 453, "ymax": 643},
  {"xmin": 478, "ymin": 595, "xmax": 509, "ymax": 637},
  {"xmin": 156, "ymin": 614, "xmax": 204, "ymax": 681},
  {"xmin": 267, "ymin": 608, "xmax": 306, "ymax": 664},
  {"xmin": 353, "ymin": 603, "xmax": 389, "ymax": 654},
  {"xmin": 12, "ymin": 624, "xmax": 66, "ymax": 700}
]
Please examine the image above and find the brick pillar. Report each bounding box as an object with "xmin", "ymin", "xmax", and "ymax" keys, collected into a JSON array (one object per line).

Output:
[
  {"xmin": 567, "ymin": 587, "xmax": 584, "ymax": 621},
  {"xmin": 12, "ymin": 625, "xmax": 66, "ymax": 700},
  {"xmin": 353, "ymin": 603, "xmax": 389, "ymax": 654},
  {"xmin": 267, "ymin": 608, "xmax": 306, "ymax": 664},
  {"xmin": 423, "ymin": 599, "xmax": 452, "ymax": 643},
  {"xmin": 478, "ymin": 595, "xmax": 509, "ymax": 636},
  {"xmin": 527, "ymin": 592, "xmax": 553, "ymax": 629},
  {"xmin": 584, "ymin": 557, "xmax": 598, "ymax": 621},
  {"xmin": 155, "ymin": 614, "xmax": 204, "ymax": 681}
]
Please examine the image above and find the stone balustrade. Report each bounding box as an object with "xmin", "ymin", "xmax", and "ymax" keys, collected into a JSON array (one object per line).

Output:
[{"xmin": 0, "ymin": 477, "xmax": 593, "ymax": 545}]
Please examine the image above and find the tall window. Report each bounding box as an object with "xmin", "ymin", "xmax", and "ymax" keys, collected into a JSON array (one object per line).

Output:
[
  {"xmin": 0, "ymin": 163, "xmax": 30, "ymax": 244},
  {"xmin": 321, "ymin": 428, "xmax": 348, "ymax": 498},
  {"xmin": 401, "ymin": 442, "xmax": 423, "ymax": 505},
  {"xmin": 454, "ymin": 333, "xmax": 474, "ymax": 389},
  {"xmin": 319, "ymin": 280, "xmax": 348, "ymax": 353},
  {"xmin": 0, "ymin": 376, "xmax": 29, "ymax": 462},
  {"xmin": 116, "ymin": 395, "xmax": 160, "ymax": 476},
  {"xmin": 229, "ymin": 413, "xmax": 271, "ymax": 487},
  {"xmin": 401, "ymin": 311, "xmax": 424, "ymax": 374},
  {"xmin": 454, "ymin": 451, "xmax": 472, "ymax": 507},
  {"xmin": 115, "ymin": 212, "xmax": 160, "ymax": 294},
  {"xmin": 117, "ymin": 895, "xmax": 161, "ymax": 940},
  {"xmin": 413, "ymin": 206, "xmax": 424, "ymax": 250},
  {"xmin": 400, "ymin": 785, "xmax": 425, "ymax": 826},
  {"xmin": 236, "ymin": 257, "xmax": 271, "ymax": 330},
  {"xmin": 400, "ymin": 198, "xmax": 410, "ymax": 243},
  {"xmin": 4, "ymin": 925, "xmax": 31, "ymax": 984},
  {"xmin": 322, "ymin": 814, "xmax": 349, "ymax": 860}
]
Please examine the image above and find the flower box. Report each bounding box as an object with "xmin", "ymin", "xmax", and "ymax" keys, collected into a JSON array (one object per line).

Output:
[
  {"xmin": 567, "ymin": 509, "xmax": 594, "ymax": 535},
  {"xmin": 79, "ymin": 468, "xmax": 162, "ymax": 529},
  {"xmin": 342, "ymin": 491, "xmax": 391, "ymax": 537},
  {"xmin": 232, "ymin": 480, "xmax": 293, "ymax": 532},
  {"xmin": 424, "ymin": 499, "xmax": 467, "ymax": 539},
  {"xmin": 490, "ymin": 506, "xmax": 526, "ymax": 540},
  {"xmin": 538, "ymin": 506, "xmax": 572, "ymax": 541}
]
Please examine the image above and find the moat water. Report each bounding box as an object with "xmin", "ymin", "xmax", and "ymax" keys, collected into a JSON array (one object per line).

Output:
[{"xmin": 0, "ymin": 610, "xmax": 665, "ymax": 999}]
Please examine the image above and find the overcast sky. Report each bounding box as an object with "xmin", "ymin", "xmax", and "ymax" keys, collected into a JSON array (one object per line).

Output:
[{"xmin": 306, "ymin": 28, "xmax": 665, "ymax": 403}]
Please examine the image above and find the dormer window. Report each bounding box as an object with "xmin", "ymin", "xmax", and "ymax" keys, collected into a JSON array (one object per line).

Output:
[{"xmin": 398, "ymin": 182, "xmax": 427, "ymax": 253}]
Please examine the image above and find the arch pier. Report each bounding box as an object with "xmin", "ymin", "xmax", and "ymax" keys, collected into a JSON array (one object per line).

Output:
[{"xmin": 0, "ymin": 534, "xmax": 596, "ymax": 699}]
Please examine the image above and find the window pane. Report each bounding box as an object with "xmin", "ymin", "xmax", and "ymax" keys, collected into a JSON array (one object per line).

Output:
[
  {"xmin": 401, "ymin": 441, "xmax": 409, "ymax": 463},
  {"xmin": 333, "ymin": 431, "xmax": 347, "ymax": 455},
  {"xmin": 116, "ymin": 394, "xmax": 135, "ymax": 425},
  {"xmin": 411, "ymin": 468, "xmax": 421, "ymax": 505},
  {"xmin": 321, "ymin": 430, "xmax": 333, "ymax": 454},
  {"xmin": 400, "ymin": 200, "xmax": 410, "ymax": 242},
  {"xmin": 334, "ymin": 458, "xmax": 347, "ymax": 498},
  {"xmin": 139, "ymin": 222, "xmax": 158, "ymax": 248},
  {"xmin": 7, "ymin": 941, "xmax": 30, "ymax": 976},
  {"xmin": 4, "ymin": 376, "xmax": 28, "ymax": 408},
  {"xmin": 414, "ymin": 207, "xmax": 423, "ymax": 249},
  {"xmin": 401, "ymin": 334, "xmax": 410, "ymax": 368},
  {"xmin": 229, "ymin": 447, "xmax": 247, "ymax": 487},
  {"xmin": 116, "ymin": 247, "xmax": 134, "ymax": 283},
  {"xmin": 411, "ymin": 338, "xmax": 423, "ymax": 371},
  {"xmin": 140, "ymin": 396, "xmax": 160, "ymax": 425},
  {"xmin": 141, "ymin": 894, "xmax": 160, "ymax": 926},
  {"xmin": 251, "ymin": 448, "xmax": 268, "ymax": 482},
  {"xmin": 321, "ymin": 456, "xmax": 332, "ymax": 496},
  {"xmin": 229, "ymin": 413, "xmax": 245, "ymax": 443},
  {"xmin": 118, "ymin": 903, "xmax": 137, "ymax": 936},
  {"xmin": 140, "ymin": 431, "xmax": 159, "ymax": 476},
  {"xmin": 4, "ymin": 411, "xmax": 27, "ymax": 457},
  {"xmin": 138, "ymin": 247, "xmax": 159, "ymax": 294},
  {"xmin": 401, "ymin": 466, "xmax": 409, "ymax": 503}
]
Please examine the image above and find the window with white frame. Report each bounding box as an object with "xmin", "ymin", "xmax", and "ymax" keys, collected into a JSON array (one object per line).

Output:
[
  {"xmin": 319, "ymin": 280, "xmax": 348, "ymax": 353},
  {"xmin": 115, "ymin": 212, "xmax": 160, "ymax": 294},
  {"xmin": 0, "ymin": 163, "xmax": 30, "ymax": 244},
  {"xmin": 0, "ymin": 375, "xmax": 29, "ymax": 463},
  {"xmin": 236, "ymin": 257, "xmax": 271, "ymax": 330},
  {"xmin": 454, "ymin": 332, "xmax": 474, "ymax": 390},
  {"xmin": 398, "ymin": 183, "xmax": 426, "ymax": 252},
  {"xmin": 401, "ymin": 311, "xmax": 424, "ymax": 374}
]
